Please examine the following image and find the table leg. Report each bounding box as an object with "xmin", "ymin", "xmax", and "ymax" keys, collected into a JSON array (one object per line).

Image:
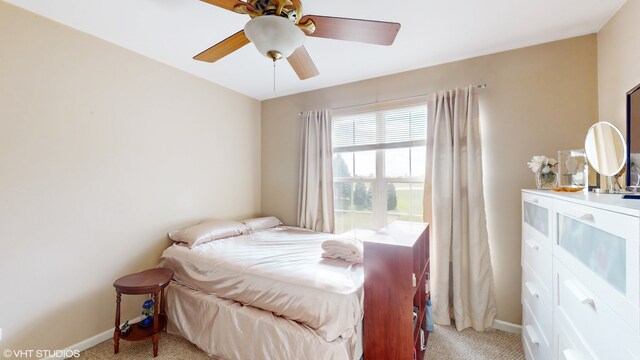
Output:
[
  {"xmin": 114, "ymin": 292, "xmax": 121, "ymax": 354},
  {"xmin": 160, "ymin": 287, "xmax": 166, "ymax": 331},
  {"xmin": 152, "ymin": 291, "xmax": 160, "ymax": 357}
]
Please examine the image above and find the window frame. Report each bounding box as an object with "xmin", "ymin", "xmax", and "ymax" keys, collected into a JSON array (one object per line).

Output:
[{"xmin": 332, "ymin": 98, "xmax": 427, "ymax": 232}]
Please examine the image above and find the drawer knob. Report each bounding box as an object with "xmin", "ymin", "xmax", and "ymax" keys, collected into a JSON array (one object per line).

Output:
[
  {"xmin": 564, "ymin": 279, "xmax": 595, "ymax": 307},
  {"xmin": 562, "ymin": 349, "xmax": 584, "ymax": 360},
  {"xmin": 524, "ymin": 281, "xmax": 539, "ymax": 298},
  {"xmin": 524, "ymin": 239, "xmax": 539, "ymax": 251},
  {"xmin": 563, "ymin": 210, "xmax": 595, "ymax": 222},
  {"xmin": 525, "ymin": 325, "xmax": 540, "ymax": 345}
]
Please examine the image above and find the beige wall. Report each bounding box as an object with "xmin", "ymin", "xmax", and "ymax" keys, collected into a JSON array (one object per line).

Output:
[
  {"xmin": 0, "ymin": 0, "xmax": 610, "ymax": 348},
  {"xmin": 598, "ymin": 0, "xmax": 640, "ymax": 133},
  {"xmin": 261, "ymin": 35, "xmax": 599, "ymax": 325},
  {"xmin": 0, "ymin": 1, "xmax": 261, "ymax": 351}
]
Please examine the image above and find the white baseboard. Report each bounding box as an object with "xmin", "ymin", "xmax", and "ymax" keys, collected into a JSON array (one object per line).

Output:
[
  {"xmin": 492, "ymin": 319, "xmax": 522, "ymax": 334},
  {"xmin": 44, "ymin": 316, "xmax": 142, "ymax": 360}
]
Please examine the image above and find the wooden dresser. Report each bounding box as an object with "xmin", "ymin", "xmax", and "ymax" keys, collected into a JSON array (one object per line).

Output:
[
  {"xmin": 521, "ymin": 190, "xmax": 640, "ymax": 360},
  {"xmin": 363, "ymin": 221, "xmax": 430, "ymax": 359}
]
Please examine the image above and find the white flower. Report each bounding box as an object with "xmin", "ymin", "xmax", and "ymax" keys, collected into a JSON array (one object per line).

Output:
[
  {"xmin": 527, "ymin": 162, "xmax": 541, "ymax": 173},
  {"xmin": 527, "ymin": 155, "xmax": 545, "ymax": 173},
  {"xmin": 527, "ymin": 155, "xmax": 557, "ymax": 173}
]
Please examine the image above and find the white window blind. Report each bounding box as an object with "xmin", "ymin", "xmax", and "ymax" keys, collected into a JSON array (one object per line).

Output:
[
  {"xmin": 332, "ymin": 105, "xmax": 427, "ymax": 153},
  {"xmin": 331, "ymin": 101, "xmax": 427, "ymax": 233}
]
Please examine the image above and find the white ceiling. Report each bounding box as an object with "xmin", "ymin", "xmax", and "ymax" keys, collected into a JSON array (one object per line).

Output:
[{"xmin": 4, "ymin": 0, "xmax": 626, "ymax": 100}]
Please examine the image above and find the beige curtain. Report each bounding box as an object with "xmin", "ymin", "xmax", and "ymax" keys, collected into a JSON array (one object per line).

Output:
[
  {"xmin": 297, "ymin": 109, "xmax": 335, "ymax": 233},
  {"xmin": 424, "ymin": 86, "xmax": 497, "ymax": 331}
]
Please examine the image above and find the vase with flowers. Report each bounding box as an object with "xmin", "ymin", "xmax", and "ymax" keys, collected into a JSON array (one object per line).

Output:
[{"xmin": 528, "ymin": 155, "xmax": 558, "ymax": 190}]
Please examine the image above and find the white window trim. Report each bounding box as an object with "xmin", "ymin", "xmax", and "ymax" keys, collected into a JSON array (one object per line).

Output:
[{"xmin": 332, "ymin": 97, "xmax": 427, "ymax": 231}]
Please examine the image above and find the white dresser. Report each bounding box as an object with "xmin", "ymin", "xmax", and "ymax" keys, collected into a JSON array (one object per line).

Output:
[{"xmin": 521, "ymin": 190, "xmax": 640, "ymax": 360}]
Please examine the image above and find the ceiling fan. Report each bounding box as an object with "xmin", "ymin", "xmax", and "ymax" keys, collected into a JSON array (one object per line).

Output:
[{"xmin": 194, "ymin": 0, "xmax": 401, "ymax": 80}]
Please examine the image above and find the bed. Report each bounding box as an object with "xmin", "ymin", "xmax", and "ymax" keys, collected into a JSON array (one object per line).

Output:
[{"xmin": 158, "ymin": 222, "xmax": 372, "ymax": 360}]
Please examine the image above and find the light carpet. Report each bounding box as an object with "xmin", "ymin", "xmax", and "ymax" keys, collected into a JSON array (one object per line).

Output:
[
  {"xmin": 425, "ymin": 325, "xmax": 524, "ymax": 360},
  {"xmin": 77, "ymin": 326, "xmax": 524, "ymax": 359}
]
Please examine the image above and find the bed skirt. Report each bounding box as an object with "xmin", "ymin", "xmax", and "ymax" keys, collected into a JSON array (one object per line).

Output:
[{"xmin": 165, "ymin": 282, "xmax": 363, "ymax": 360}]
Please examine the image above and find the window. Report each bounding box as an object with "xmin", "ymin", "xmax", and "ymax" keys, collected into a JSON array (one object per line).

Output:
[{"xmin": 332, "ymin": 102, "xmax": 427, "ymax": 233}]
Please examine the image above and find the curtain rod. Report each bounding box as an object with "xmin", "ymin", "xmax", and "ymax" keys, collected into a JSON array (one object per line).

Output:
[{"xmin": 297, "ymin": 83, "xmax": 487, "ymax": 116}]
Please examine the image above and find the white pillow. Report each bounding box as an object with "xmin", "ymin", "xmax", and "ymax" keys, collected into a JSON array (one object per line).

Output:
[
  {"xmin": 242, "ymin": 216, "xmax": 283, "ymax": 231},
  {"xmin": 168, "ymin": 219, "xmax": 250, "ymax": 248}
]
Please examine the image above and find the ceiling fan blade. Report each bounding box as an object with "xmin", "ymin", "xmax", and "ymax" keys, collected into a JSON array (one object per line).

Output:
[
  {"xmin": 287, "ymin": 46, "xmax": 319, "ymax": 80},
  {"xmin": 200, "ymin": 0, "xmax": 249, "ymax": 12},
  {"xmin": 193, "ymin": 30, "xmax": 250, "ymax": 63},
  {"xmin": 299, "ymin": 15, "xmax": 400, "ymax": 46}
]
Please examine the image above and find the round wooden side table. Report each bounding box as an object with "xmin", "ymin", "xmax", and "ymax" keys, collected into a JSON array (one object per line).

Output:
[{"xmin": 113, "ymin": 268, "xmax": 173, "ymax": 357}]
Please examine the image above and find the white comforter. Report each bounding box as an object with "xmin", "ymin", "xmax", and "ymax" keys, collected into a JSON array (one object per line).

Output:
[{"xmin": 159, "ymin": 226, "xmax": 372, "ymax": 342}]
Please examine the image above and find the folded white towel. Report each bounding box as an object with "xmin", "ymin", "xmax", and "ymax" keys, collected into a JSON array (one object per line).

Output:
[
  {"xmin": 321, "ymin": 229, "xmax": 375, "ymax": 264},
  {"xmin": 322, "ymin": 237, "xmax": 363, "ymax": 263}
]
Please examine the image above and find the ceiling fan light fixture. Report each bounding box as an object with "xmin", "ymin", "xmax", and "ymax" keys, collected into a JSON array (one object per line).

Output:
[{"xmin": 244, "ymin": 16, "xmax": 305, "ymax": 60}]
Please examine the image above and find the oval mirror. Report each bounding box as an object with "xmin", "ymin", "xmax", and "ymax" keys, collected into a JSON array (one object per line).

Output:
[{"xmin": 584, "ymin": 122, "xmax": 626, "ymax": 177}]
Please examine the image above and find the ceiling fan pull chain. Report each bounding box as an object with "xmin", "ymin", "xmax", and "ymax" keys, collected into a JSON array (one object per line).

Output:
[{"xmin": 273, "ymin": 58, "xmax": 277, "ymax": 92}]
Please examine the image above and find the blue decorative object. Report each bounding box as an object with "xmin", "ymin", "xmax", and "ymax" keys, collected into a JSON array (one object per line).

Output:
[
  {"xmin": 426, "ymin": 298, "xmax": 434, "ymax": 332},
  {"xmin": 139, "ymin": 298, "xmax": 154, "ymax": 328}
]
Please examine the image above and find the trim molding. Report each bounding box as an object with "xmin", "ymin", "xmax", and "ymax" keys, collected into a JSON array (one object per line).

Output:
[
  {"xmin": 492, "ymin": 319, "xmax": 522, "ymax": 334},
  {"xmin": 44, "ymin": 316, "xmax": 142, "ymax": 360}
]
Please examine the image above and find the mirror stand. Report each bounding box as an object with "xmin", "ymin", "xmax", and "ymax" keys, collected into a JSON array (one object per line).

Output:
[
  {"xmin": 605, "ymin": 176, "xmax": 618, "ymax": 193},
  {"xmin": 594, "ymin": 174, "xmax": 630, "ymax": 194},
  {"xmin": 593, "ymin": 179, "xmax": 617, "ymax": 193}
]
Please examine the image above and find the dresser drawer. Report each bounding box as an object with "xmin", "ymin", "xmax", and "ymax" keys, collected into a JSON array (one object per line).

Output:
[
  {"xmin": 627, "ymin": 334, "xmax": 640, "ymax": 360},
  {"xmin": 554, "ymin": 200, "xmax": 640, "ymax": 332},
  {"xmin": 522, "ymin": 233, "xmax": 552, "ymax": 294},
  {"xmin": 556, "ymin": 310, "xmax": 595, "ymax": 360},
  {"xmin": 555, "ymin": 259, "xmax": 640, "ymax": 358},
  {"xmin": 522, "ymin": 192, "xmax": 553, "ymax": 249},
  {"xmin": 523, "ymin": 303, "xmax": 552, "ymax": 360},
  {"xmin": 522, "ymin": 263, "xmax": 552, "ymax": 340}
]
